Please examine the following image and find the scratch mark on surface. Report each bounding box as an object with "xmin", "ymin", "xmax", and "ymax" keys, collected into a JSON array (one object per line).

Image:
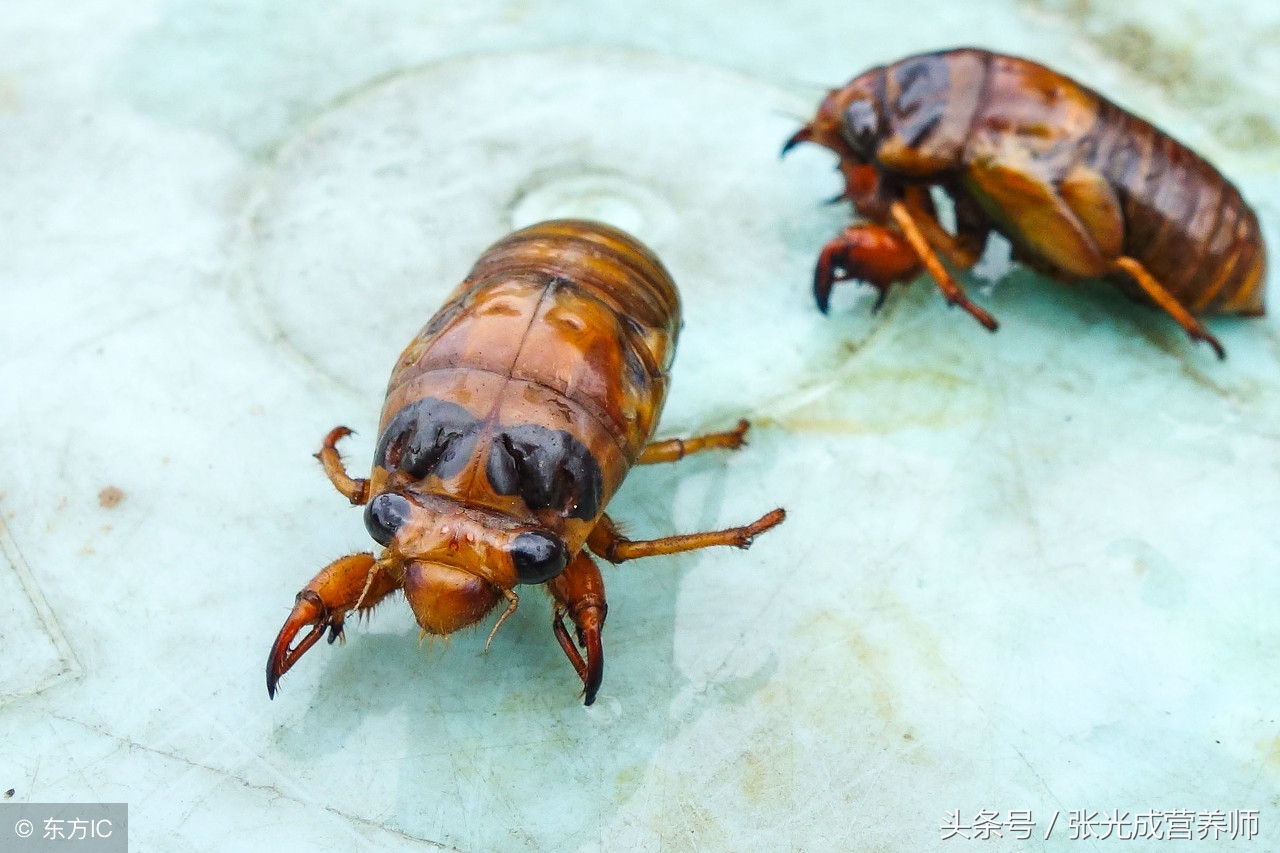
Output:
[
  {"xmin": 47, "ymin": 713, "xmax": 461, "ymax": 851},
  {"xmin": 44, "ymin": 716, "xmax": 104, "ymax": 803},
  {"xmin": 324, "ymin": 805, "xmax": 465, "ymax": 850},
  {"xmin": 64, "ymin": 301, "xmax": 188, "ymax": 358},
  {"xmin": 0, "ymin": 518, "xmax": 83, "ymax": 705}
]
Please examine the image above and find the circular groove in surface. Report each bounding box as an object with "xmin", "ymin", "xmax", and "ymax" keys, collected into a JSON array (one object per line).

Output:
[{"xmin": 240, "ymin": 50, "xmax": 877, "ymax": 419}]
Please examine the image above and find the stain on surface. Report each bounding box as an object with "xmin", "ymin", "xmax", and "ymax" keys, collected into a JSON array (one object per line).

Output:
[
  {"xmin": 1107, "ymin": 538, "xmax": 1186, "ymax": 610},
  {"xmin": 98, "ymin": 486, "xmax": 125, "ymax": 509},
  {"xmin": 0, "ymin": 78, "xmax": 18, "ymax": 113},
  {"xmin": 769, "ymin": 366, "xmax": 991, "ymax": 435}
]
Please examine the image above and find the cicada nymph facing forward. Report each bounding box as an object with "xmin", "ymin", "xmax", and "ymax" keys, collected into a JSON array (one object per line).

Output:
[{"xmin": 267, "ymin": 220, "xmax": 784, "ymax": 705}]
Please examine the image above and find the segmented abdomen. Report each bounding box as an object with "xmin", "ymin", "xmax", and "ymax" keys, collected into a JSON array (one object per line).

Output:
[
  {"xmin": 370, "ymin": 220, "xmax": 680, "ymax": 549},
  {"xmin": 1087, "ymin": 98, "xmax": 1266, "ymax": 315}
]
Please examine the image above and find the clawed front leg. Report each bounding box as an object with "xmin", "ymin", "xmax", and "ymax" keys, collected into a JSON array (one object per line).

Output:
[
  {"xmin": 548, "ymin": 552, "xmax": 607, "ymax": 705},
  {"xmin": 813, "ymin": 223, "xmax": 923, "ymax": 314},
  {"xmin": 316, "ymin": 426, "xmax": 371, "ymax": 505},
  {"xmin": 266, "ymin": 553, "xmax": 400, "ymax": 697}
]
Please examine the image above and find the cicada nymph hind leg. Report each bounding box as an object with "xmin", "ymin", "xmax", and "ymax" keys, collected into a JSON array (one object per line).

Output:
[
  {"xmin": 1112, "ymin": 256, "xmax": 1225, "ymax": 359},
  {"xmin": 624, "ymin": 421, "xmax": 785, "ymax": 562},
  {"xmin": 549, "ymin": 505, "xmax": 786, "ymax": 706},
  {"xmin": 585, "ymin": 510, "xmax": 786, "ymax": 566},
  {"xmin": 544, "ymin": 422, "xmax": 784, "ymax": 705},
  {"xmin": 635, "ymin": 419, "xmax": 751, "ymax": 465}
]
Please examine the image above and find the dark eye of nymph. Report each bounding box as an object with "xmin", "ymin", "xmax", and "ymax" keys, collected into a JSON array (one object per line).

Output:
[
  {"xmin": 510, "ymin": 530, "xmax": 570, "ymax": 584},
  {"xmin": 842, "ymin": 98, "xmax": 881, "ymax": 158},
  {"xmin": 364, "ymin": 492, "xmax": 413, "ymax": 547}
]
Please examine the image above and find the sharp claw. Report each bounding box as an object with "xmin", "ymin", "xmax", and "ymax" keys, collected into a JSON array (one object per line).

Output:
[
  {"xmin": 328, "ymin": 426, "xmax": 356, "ymax": 443},
  {"xmin": 315, "ymin": 426, "xmax": 355, "ymax": 461},
  {"xmin": 814, "ymin": 282, "xmax": 833, "ymax": 314},
  {"xmin": 781, "ymin": 124, "xmax": 814, "ymax": 157},
  {"xmin": 552, "ymin": 609, "xmax": 584, "ymax": 678},
  {"xmin": 266, "ymin": 590, "xmax": 338, "ymax": 699},
  {"xmin": 814, "ymin": 256, "xmax": 838, "ymax": 315},
  {"xmin": 871, "ymin": 283, "xmax": 889, "ymax": 312},
  {"xmin": 552, "ymin": 604, "xmax": 605, "ymax": 706},
  {"xmin": 580, "ymin": 617, "xmax": 604, "ymax": 706}
]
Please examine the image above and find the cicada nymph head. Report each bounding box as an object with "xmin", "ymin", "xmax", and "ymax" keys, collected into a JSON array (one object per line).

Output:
[
  {"xmin": 783, "ymin": 70, "xmax": 893, "ymax": 220},
  {"xmin": 363, "ymin": 490, "xmax": 567, "ymax": 637}
]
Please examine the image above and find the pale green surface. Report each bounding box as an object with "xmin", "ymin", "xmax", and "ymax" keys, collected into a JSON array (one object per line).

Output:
[{"xmin": 2, "ymin": 2, "xmax": 1279, "ymax": 851}]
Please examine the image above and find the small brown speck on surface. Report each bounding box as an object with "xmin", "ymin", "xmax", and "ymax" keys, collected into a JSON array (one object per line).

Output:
[{"xmin": 98, "ymin": 486, "xmax": 125, "ymax": 509}]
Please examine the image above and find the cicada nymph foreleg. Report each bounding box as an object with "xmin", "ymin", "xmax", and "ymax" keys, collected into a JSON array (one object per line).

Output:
[
  {"xmin": 548, "ymin": 552, "xmax": 607, "ymax": 705},
  {"xmin": 813, "ymin": 223, "xmax": 924, "ymax": 314},
  {"xmin": 266, "ymin": 553, "xmax": 400, "ymax": 697}
]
